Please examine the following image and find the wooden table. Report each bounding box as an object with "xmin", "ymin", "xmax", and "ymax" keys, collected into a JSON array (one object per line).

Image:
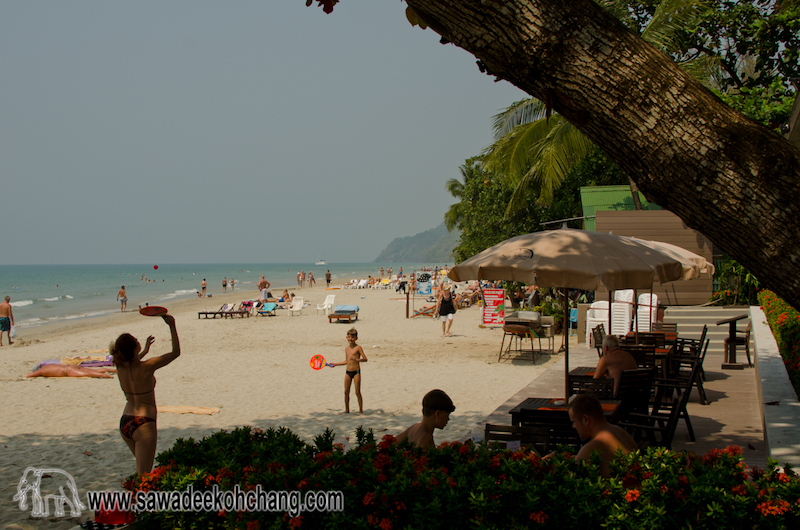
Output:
[
  {"xmin": 625, "ymin": 331, "xmax": 678, "ymax": 345},
  {"xmin": 508, "ymin": 396, "xmax": 620, "ymax": 426},
  {"xmin": 716, "ymin": 313, "xmax": 748, "ymax": 369}
]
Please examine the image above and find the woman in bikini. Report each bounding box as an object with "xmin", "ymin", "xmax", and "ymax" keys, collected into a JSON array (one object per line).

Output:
[{"xmin": 110, "ymin": 314, "xmax": 180, "ymax": 475}]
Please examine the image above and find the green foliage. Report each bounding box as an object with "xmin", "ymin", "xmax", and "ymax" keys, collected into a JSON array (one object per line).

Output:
[
  {"xmin": 717, "ymin": 78, "xmax": 797, "ymax": 129},
  {"xmin": 758, "ymin": 290, "xmax": 800, "ymax": 398},
  {"xmin": 712, "ymin": 257, "xmax": 761, "ymax": 306},
  {"xmin": 127, "ymin": 427, "xmax": 800, "ymax": 529},
  {"xmin": 448, "ymin": 149, "xmax": 628, "ymax": 264}
]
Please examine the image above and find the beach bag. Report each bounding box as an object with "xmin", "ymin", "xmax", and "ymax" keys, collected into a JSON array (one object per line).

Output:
[{"xmin": 9, "ymin": 326, "xmax": 16, "ymax": 339}]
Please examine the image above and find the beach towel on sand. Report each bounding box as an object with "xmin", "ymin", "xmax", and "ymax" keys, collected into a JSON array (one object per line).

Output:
[{"xmin": 157, "ymin": 405, "xmax": 220, "ymax": 415}]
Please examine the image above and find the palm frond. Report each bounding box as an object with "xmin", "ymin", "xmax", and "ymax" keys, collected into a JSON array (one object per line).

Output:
[
  {"xmin": 490, "ymin": 99, "xmax": 549, "ymax": 140},
  {"xmin": 484, "ymin": 116, "xmax": 565, "ymax": 185},
  {"xmin": 642, "ymin": 0, "xmax": 709, "ymax": 54}
]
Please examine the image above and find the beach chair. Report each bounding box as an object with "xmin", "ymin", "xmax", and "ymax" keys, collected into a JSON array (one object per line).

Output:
[
  {"xmin": 198, "ymin": 304, "xmax": 228, "ymax": 319},
  {"xmin": 378, "ymin": 278, "xmax": 390, "ymax": 289},
  {"xmin": 328, "ymin": 305, "xmax": 359, "ymax": 323},
  {"xmin": 287, "ymin": 297, "xmax": 304, "ymax": 316},
  {"xmin": 257, "ymin": 302, "xmax": 277, "ymax": 317},
  {"xmin": 316, "ymin": 295, "xmax": 336, "ymax": 315},
  {"xmin": 224, "ymin": 302, "xmax": 251, "ymax": 318},
  {"xmin": 412, "ymin": 305, "xmax": 436, "ymax": 318},
  {"xmin": 356, "ymin": 279, "xmax": 369, "ymax": 289}
]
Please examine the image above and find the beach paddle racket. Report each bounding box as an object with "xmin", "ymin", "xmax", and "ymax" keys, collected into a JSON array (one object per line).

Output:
[
  {"xmin": 139, "ymin": 306, "xmax": 168, "ymax": 317},
  {"xmin": 310, "ymin": 354, "xmax": 333, "ymax": 370}
]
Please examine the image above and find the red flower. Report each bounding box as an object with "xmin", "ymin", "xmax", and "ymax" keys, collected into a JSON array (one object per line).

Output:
[
  {"xmin": 458, "ymin": 445, "xmax": 471, "ymax": 456},
  {"xmin": 363, "ymin": 492, "xmax": 375, "ymax": 506},
  {"xmin": 297, "ymin": 479, "xmax": 308, "ymax": 490},
  {"xmin": 247, "ymin": 521, "xmax": 259, "ymax": 530},
  {"xmin": 377, "ymin": 474, "xmax": 387, "ymax": 482},
  {"xmin": 288, "ymin": 516, "xmax": 303, "ymax": 528},
  {"xmin": 756, "ymin": 499, "xmax": 791, "ymax": 516},
  {"xmin": 732, "ymin": 484, "xmax": 748, "ymax": 496},
  {"xmin": 379, "ymin": 518, "xmax": 393, "ymax": 530},
  {"xmin": 529, "ymin": 511, "xmax": 548, "ymax": 524},
  {"xmin": 625, "ymin": 489, "xmax": 640, "ymax": 503},
  {"xmin": 378, "ymin": 435, "xmax": 396, "ymax": 451}
]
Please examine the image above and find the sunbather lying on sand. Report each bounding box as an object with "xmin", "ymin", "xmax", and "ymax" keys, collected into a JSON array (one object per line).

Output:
[{"xmin": 27, "ymin": 365, "xmax": 117, "ymax": 378}]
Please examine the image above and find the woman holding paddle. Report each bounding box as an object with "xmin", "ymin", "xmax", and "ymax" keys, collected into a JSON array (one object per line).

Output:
[{"xmin": 110, "ymin": 311, "xmax": 180, "ymax": 474}]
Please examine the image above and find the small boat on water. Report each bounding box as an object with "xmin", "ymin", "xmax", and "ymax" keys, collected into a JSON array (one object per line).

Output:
[{"xmin": 315, "ymin": 260, "xmax": 327, "ymax": 265}]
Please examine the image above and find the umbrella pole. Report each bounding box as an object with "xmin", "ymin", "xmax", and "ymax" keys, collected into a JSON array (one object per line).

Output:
[
  {"xmin": 608, "ymin": 291, "xmax": 613, "ymax": 336},
  {"xmin": 634, "ymin": 288, "xmax": 639, "ymax": 344},
  {"xmin": 564, "ymin": 287, "xmax": 570, "ymax": 401},
  {"xmin": 649, "ymin": 286, "xmax": 654, "ymax": 330}
]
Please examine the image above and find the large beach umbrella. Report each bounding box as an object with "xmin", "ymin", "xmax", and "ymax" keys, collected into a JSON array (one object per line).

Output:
[
  {"xmin": 447, "ymin": 228, "xmax": 687, "ymax": 399},
  {"xmin": 621, "ymin": 237, "xmax": 715, "ymax": 280}
]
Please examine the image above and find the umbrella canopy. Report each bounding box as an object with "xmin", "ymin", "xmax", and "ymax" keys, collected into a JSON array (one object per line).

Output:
[
  {"xmin": 621, "ymin": 237, "xmax": 715, "ymax": 280},
  {"xmin": 448, "ymin": 228, "xmax": 691, "ymax": 401},
  {"xmin": 448, "ymin": 229, "xmax": 686, "ymax": 290}
]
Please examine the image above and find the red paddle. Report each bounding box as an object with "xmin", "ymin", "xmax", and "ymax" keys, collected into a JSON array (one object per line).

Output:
[{"xmin": 139, "ymin": 306, "xmax": 168, "ymax": 317}]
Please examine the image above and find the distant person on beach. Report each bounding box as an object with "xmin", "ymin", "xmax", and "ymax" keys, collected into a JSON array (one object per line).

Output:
[
  {"xmin": 230, "ymin": 278, "xmax": 235, "ymax": 292},
  {"xmin": 435, "ymin": 284, "xmax": 457, "ymax": 337},
  {"xmin": 0, "ymin": 296, "xmax": 15, "ymax": 346},
  {"xmin": 297, "ymin": 271, "xmax": 301, "ymax": 288},
  {"xmin": 594, "ymin": 335, "xmax": 638, "ymax": 395},
  {"xmin": 380, "ymin": 267, "xmax": 384, "ymax": 278},
  {"xmin": 395, "ymin": 389, "xmax": 455, "ymax": 449},
  {"xmin": 111, "ymin": 314, "xmax": 180, "ymax": 475},
  {"xmin": 325, "ymin": 270, "xmax": 331, "ymax": 287},
  {"xmin": 117, "ymin": 286, "xmax": 128, "ymax": 312},
  {"xmin": 568, "ymin": 394, "xmax": 638, "ymax": 478},
  {"xmin": 27, "ymin": 365, "xmax": 116, "ymax": 378},
  {"xmin": 308, "ymin": 272, "xmax": 315, "ymax": 287},
  {"xmin": 201, "ymin": 279, "xmax": 207, "ymax": 296},
  {"xmin": 222, "ymin": 277, "xmax": 227, "ymax": 293},
  {"xmin": 328, "ymin": 328, "xmax": 368, "ymax": 415}
]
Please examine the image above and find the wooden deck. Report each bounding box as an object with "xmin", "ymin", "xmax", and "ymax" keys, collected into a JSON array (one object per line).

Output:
[{"xmin": 473, "ymin": 335, "xmax": 769, "ymax": 469}]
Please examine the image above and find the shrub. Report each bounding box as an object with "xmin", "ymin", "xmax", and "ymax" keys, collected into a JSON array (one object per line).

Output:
[
  {"xmin": 758, "ymin": 290, "xmax": 800, "ymax": 398},
  {"xmin": 124, "ymin": 427, "xmax": 800, "ymax": 529}
]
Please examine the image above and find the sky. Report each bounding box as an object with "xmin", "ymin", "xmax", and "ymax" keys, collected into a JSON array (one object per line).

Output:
[{"xmin": 0, "ymin": 1, "xmax": 526, "ymax": 265}]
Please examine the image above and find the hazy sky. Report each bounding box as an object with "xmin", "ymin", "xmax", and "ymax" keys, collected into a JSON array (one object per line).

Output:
[{"xmin": 1, "ymin": 1, "xmax": 525, "ymax": 265}]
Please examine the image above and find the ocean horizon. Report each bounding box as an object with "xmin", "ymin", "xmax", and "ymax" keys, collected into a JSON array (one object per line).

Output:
[{"xmin": 0, "ymin": 262, "xmax": 444, "ymax": 329}]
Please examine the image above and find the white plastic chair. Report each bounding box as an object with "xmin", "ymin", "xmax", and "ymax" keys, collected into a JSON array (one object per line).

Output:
[
  {"xmin": 288, "ymin": 297, "xmax": 304, "ymax": 316},
  {"xmin": 317, "ymin": 295, "xmax": 335, "ymax": 315}
]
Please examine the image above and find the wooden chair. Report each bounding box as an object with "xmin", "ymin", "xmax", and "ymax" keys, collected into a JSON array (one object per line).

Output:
[
  {"xmin": 724, "ymin": 322, "xmax": 753, "ymax": 367},
  {"xmin": 518, "ymin": 409, "xmax": 582, "ymax": 452},
  {"xmin": 612, "ymin": 367, "xmax": 656, "ymax": 423},
  {"xmin": 592, "ymin": 324, "xmax": 606, "ymax": 358},
  {"xmin": 672, "ymin": 338, "xmax": 710, "ymax": 404},
  {"xmin": 619, "ymin": 344, "xmax": 657, "ymax": 369},
  {"xmin": 569, "ymin": 377, "xmax": 614, "ymax": 400},
  {"xmin": 618, "ymin": 360, "xmax": 701, "ymax": 449},
  {"xmin": 483, "ymin": 424, "xmax": 544, "ymax": 454}
]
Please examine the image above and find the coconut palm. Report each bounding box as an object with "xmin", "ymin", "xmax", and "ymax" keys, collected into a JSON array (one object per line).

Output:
[{"xmin": 485, "ymin": 0, "xmax": 715, "ymax": 214}]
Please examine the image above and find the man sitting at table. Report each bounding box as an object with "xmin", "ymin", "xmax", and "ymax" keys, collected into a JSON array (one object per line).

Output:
[
  {"xmin": 568, "ymin": 394, "xmax": 638, "ymax": 478},
  {"xmin": 594, "ymin": 335, "xmax": 638, "ymax": 396}
]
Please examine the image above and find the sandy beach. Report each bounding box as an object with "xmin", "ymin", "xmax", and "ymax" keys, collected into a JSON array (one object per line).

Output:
[{"xmin": 0, "ymin": 281, "xmax": 559, "ymax": 528}]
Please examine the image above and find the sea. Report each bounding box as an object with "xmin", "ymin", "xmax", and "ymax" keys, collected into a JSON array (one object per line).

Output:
[{"xmin": 0, "ymin": 262, "xmax": 439, "ymax": 329}]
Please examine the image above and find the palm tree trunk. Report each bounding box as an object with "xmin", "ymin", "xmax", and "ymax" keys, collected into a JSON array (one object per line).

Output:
[
  {"xmin": 404, "ymin": 0, "xmax": 800, "ymax": 309},
  {"xmin": 627, "ymin": 176, "xmax": 643, "ymax": 210}
]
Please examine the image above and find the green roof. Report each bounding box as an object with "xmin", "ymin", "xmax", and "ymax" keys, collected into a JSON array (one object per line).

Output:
[{"xmin": 580, "ymin": 186, "xmax": 662, "ymax": 231}]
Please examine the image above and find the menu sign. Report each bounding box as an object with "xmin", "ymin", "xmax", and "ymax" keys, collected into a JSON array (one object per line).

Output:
[{"xmin": 482, "ymin": 288, "xmax": 506, "ymax": 325}]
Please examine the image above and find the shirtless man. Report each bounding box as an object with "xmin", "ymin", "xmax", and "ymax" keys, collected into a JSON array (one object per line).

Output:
[
  {"xmin": 201, "ymin": 279, "xmax": 207, "ymax": 296},
  {"xmin": 395, "ymin": 389, "xmax": 455, "ymax": 449},
  {"xmin": 117, "ymin": 286, "xmax": 128, "ymax": 312},
  {"xmin": 0, "ymin": 296, "xmax": 14, "ymax": 346},
  {"xmin": 257, "ymin": 275, "xmax": 270, "ymax": 294},
  {"xmin": 568, "ymin": 394, "xmax": 638, "ymax": 478},
  {"xmin": 594, "ymin": 335, "xmax": 638, "ymax": 395},
  {"xmin": 329, "ymin": 328, "xmax": 368, "ymax": 414}
]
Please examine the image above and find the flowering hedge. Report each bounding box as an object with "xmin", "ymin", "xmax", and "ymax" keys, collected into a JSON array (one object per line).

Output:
[
  {"xmin": 124, "ymin": 426, "xmax": 800, "ymax": 529},
  {"xmin": 758, "ymin": 290, "xmax": 800, "ymax": 397}
]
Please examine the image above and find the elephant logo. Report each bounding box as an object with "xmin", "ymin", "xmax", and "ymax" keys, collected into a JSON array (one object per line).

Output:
[{"xmin": 12, "ymin": 466, "xmax": 86, "ymax": 517}]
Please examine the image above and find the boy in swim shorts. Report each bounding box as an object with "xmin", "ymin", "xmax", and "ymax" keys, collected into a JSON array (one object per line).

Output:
[
  {"xmin": 394, "ymin": 389, "xmax": 455, "ymax": 449},
  {"xmin": 329, "ymin": 328, "xmax": 368, "ymax": 414}
]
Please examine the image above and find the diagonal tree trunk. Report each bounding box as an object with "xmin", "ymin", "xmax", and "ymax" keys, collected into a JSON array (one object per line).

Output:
[{"xmin": 405, "ymin": 0, "xmax": 800, "ymax": 308}]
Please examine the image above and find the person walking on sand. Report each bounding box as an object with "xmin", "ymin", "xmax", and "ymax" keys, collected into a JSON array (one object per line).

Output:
[
  {"xmin": 0, "ymin": 296, "xmax": 14, "ymax": 346},
  {"xmin": 394, "ymin": 389, "xmax": 455, "ymax": 449},
  {"xmin": 329, "ymin": 328, "xmax": 368, "ymax": 415},
  {"xmin": 201, "ymin": 279, "xmax": 207, "ymax": 297},
  {"xmin": 435, "ymin": 283, "xmax": 457, "ymax": 337},
  {"xmin": 111, "ymin": 314, "xmax": 180, "ymax": 475},
  {"xmin": 117, "ymin": 286, "xmax": 128, "ymax": 312},
  {"xmin": 325, "ymin": 270, "xmax": 331, "ymax": 287},
  {"xmin": 308, "ymin": 271, "xmax": 316, "ymax": 287},
  {"xmin": 222, "ymin": 277, "xmax": 227, "ymax": 293}
]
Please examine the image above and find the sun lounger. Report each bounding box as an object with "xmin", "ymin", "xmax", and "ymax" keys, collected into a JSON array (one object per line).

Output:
[
  {"xmin": 198, "ymin": 304, "xmax": 231, "ymax": 319},
  {"xmin": 224, "ymin": 302, "xmax": 252, "ymax": 318},
  {"xmin": 412, "ymin": 305, "xmax": 436, "ymax": 318},
  {"xmin": 328, "ymin": 304, "xmax": 359, "ymax": 323},
  {"xmin": 257, "ymin": 302, "xmax": 277, "ymax": 316},
  {"xmin": 356, "ymin": 279, "xmax": 369, "ymax": 289}
]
